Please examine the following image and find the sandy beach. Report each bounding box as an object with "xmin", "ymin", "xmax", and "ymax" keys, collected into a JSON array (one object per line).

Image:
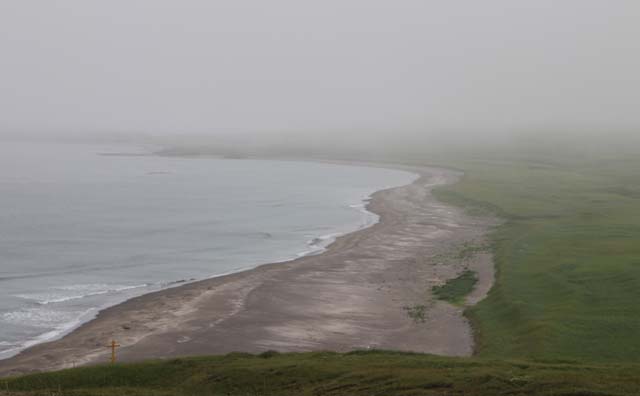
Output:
[{"xmin": 0, "ymin": 164, "xmax": 496, "ymax": 377}]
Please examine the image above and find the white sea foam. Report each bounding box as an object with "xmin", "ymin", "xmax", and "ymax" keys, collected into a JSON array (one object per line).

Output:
[
  {"xmin": 2, "ymin": 308, "xmax": 86, "ymax": 328},
  {"xmin": 297, "ymin": 195, "xmax": 379, "ymax": 258},
  {"xmin": 14, "ymin": 283, "xmax": 149, "ymax": 305},
  {"xmin": 1, "ymin": 283, "xmax": 151, "ymax": 359},
  {"xmin": 1, "ymin": 284, "xmax": 155, "ymax": 359},
  {"xmin": 299, "ymin": 232, "xmax": 343, "ymax": 257},
  {"xmin": 0, "ymin": 307, "xmax": 96, "ymax": 360}
]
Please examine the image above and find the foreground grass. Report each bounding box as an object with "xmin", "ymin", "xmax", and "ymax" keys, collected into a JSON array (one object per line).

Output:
[
  {"xmin": 2, "ymin": 351, "xmax": 639, "ymax": 395},
  {"xmin": 428, "ymin": 148, "xmax": 640, "ymax": 363}
]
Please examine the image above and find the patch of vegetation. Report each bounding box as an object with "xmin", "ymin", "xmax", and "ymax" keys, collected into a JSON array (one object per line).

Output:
[
  {"xmin": 403, "ymin": 304, "xmax": 428, "ymax": 323},
  {"xmin": 2, "ymin": 351, "xmax": 639, "ymax": 396},
  {"xmin": 432, "ymin": 270, "xmax": 478, "ymax": 305}
]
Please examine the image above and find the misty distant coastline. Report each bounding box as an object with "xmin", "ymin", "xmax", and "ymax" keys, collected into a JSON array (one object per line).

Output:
[{"xmin": 98, "ymin": 152, "xmax": 153, "ymax": 157}]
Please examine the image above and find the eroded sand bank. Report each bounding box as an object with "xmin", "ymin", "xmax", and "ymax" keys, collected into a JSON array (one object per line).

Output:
[{"xmin": 0, "ymin": 165, "xmax": 497, "ymax": 377}]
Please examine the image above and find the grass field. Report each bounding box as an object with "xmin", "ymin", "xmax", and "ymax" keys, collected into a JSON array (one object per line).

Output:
[
  {"xmin": 2, "ymin": 351, "xmax": 639, "ymax": 395},
  {"xmin": 428, "ymin": 145, "xmax": 640, "ymax": 363}
]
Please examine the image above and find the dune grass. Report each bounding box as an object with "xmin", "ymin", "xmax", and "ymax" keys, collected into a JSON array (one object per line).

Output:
[{"xmin": 2, "ymin": 351, "xmax": 639, "ymax": 395}]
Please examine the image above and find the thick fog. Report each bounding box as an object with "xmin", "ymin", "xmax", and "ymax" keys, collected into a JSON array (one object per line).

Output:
[{"xmin": 1, "ymin": 1, "xmax": 639, "ymax": 145}]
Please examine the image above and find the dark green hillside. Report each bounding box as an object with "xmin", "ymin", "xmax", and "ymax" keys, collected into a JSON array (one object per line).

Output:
[{"xmin": 2, "ymin": 351, "xmax": 639, "ymax": 395}]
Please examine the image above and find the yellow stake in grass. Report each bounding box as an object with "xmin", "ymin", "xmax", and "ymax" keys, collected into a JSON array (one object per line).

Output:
[{"xmin": 108, "ymin": 340, "xmax": 120, "ymax": 364}]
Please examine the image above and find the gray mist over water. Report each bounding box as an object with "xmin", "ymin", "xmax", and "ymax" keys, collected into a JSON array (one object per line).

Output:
[{"xmin": 1, "ymin": 1, "xmax": 640, "ymax": 150}]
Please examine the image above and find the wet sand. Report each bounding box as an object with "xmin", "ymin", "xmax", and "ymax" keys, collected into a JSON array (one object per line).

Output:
[{"xmin": 0, "ymin": 164, "xmax": 496, "ymax": 377}]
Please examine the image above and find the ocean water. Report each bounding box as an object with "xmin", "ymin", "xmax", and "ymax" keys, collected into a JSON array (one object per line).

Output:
[{"xmin": 0, "ymin": 141, "xmax": 417, "ymax": 359}]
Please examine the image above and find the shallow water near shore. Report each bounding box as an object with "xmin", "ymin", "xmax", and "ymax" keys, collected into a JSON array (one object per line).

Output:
[{"xmin": 0, "ymin": 141, "xmax": 417, "ymax": 359}]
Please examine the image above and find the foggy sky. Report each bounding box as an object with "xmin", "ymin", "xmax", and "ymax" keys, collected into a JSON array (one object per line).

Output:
[{"xmin": 1, "ymin": 1, "xmax": 640, "ymax": 139}]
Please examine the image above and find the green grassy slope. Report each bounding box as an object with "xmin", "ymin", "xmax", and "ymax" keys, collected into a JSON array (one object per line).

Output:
[
  {"xmin": 430, "ymin": 151, "xmax": 640, "ymax": 362},
  {"xmin": 2, "ymin": 351, "xmax": 639, "ymax": 395}
]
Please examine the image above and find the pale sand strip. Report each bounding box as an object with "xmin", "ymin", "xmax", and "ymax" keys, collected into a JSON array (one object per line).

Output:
[{"xmin": 0, "ymin": 164, "xmax": 497, "ymax": 377}]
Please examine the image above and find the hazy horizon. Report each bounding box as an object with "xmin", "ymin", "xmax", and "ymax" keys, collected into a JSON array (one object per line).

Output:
[{"xmin": 2, "ymin": 1, "xmax": 640, "ymax": 145}]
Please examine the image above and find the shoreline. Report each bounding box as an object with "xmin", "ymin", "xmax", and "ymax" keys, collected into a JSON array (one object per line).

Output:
[
  {"xmin": 0, "ymin": 161, "xmax": 497, "ymax": 377},
  {"xmin": 0, "ymin": 160, "xmax": 414, "ymax": 362}
]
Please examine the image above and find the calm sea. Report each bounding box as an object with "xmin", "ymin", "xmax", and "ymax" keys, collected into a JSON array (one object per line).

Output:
[{"xmin": 0, "ymin": 141, "xmax": 417, "ymax": 359}]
